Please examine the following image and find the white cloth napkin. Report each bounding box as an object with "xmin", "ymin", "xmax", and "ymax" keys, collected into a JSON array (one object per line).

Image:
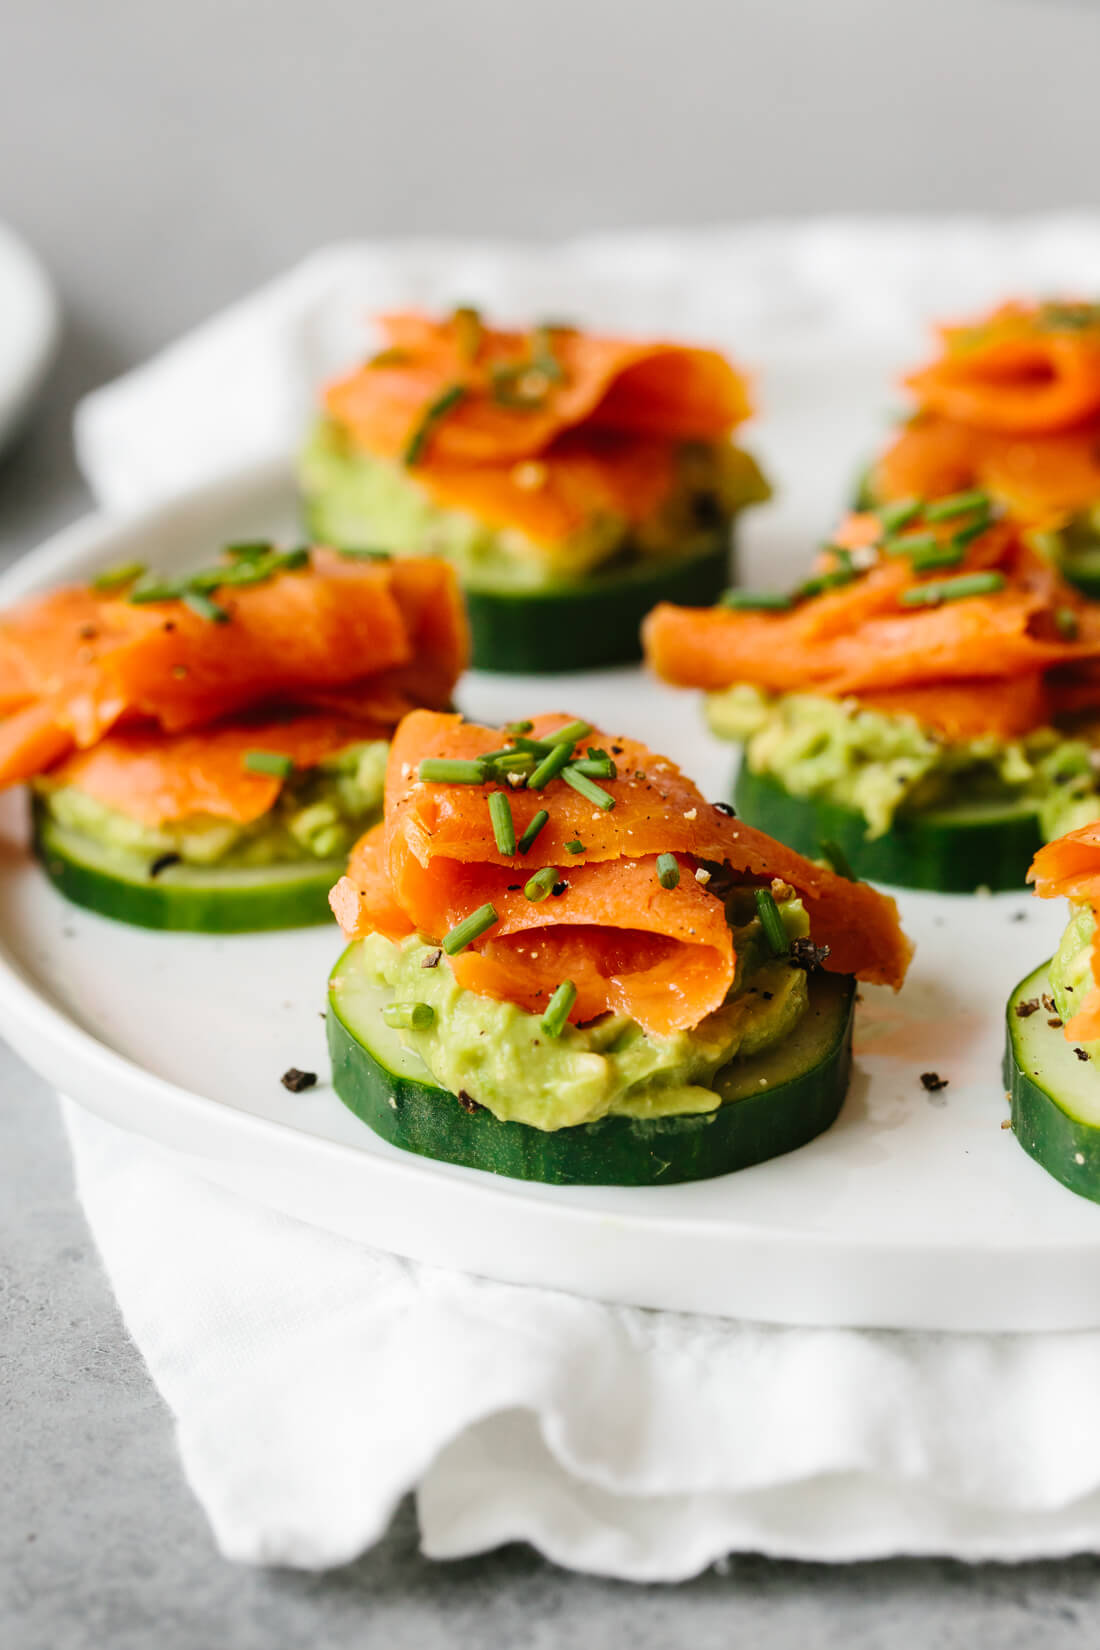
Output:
[{"xmin": 66, "ymin": 220, "xmax": 1100, "ymax": 1575}]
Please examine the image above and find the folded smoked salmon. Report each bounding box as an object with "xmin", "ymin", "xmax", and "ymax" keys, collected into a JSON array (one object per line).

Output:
[
  {"xmin": 863, "ymin": 301, "xmax": 1100, "ymax": 597},
  {"xmin": 325, "ymin": 709, "xmax": 910, "ymax": 1186},
  {"xmin": 644, "ymin": 500, "xmax": 1100, "ymax": 891},
  {"xmin": 14, "ymin": 546, "xmax": 469, "ymax": 931},
  {"xmin": 301, "ymin": 308, "xmax": 770, "ymax": 672}
]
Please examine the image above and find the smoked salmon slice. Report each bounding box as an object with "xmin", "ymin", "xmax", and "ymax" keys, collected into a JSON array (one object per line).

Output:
[
  {"xmin": 0, "ymin": 551, "xmax": 468, "ymax": 789},
  {"xmin": 330, "ymin": 711, "xmax": 911, "ymax": 1036},
  {"xmin": 1030, "ymin": 824, "xmax": 1100, "ymax": 1043},
  {"xmin": 47, "ymin": 710, "xmax": 392, "ymax": 827}
]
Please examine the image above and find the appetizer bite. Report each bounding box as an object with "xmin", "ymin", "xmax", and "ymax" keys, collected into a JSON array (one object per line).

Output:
[
  {"xmin": 326, "ymin": 710, "xmax": 910, "ymax": 1186},
  {"xmin": 1, "ymin": 546, "xmax": 468, "ymax": 929},
  {"xmin": 300, "ymin": 309, "xmax": 769, "ymax": 673},
  {"xmin": 1006, "ymin": 824, "xmax": 1100, "ymax": 1202},
  {"xmin": 861, "ymin": 300, "xmax": 1100, "ymax": 597},
  {"xmin": 644, "ymin": 501, "xmax": 1100, "ymax": 893}
]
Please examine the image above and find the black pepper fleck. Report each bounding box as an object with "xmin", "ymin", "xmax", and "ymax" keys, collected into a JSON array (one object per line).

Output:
[
  {"xmin": 421, "ymin": 948, "xmax": 442, "ymax": 969},
  {"xmin": 148, "ymin": 852, "xmax": 182, "ymax": 878},
  {"xmin": 920, "ymin": 1072, "xmax": 949, "ymax": 1092},
  {"xmin": 1015, "ymin": 998, "xmax": 1041, "ymax": 1018},
  {"xmin": 1076, "ymin": 1047, "xmax": 1091, "ymax": 1063},
  {"xmin": 281, "ymin": 1068, "xmax": 317, "ymax": 1093},
  {"xmin": 712, "ymin": 801, "xmax": 736, "ymax": 816},
  {"xmin": 456, "ymin": 1089, "xmax": 483, "ymax": 1114}
]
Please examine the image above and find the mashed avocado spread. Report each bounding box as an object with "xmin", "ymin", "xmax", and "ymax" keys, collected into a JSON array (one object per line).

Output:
[
  {"xmin": 300, "ymin": 416, "xmax": 769, "ymax": 593},
  {"xmin": 342, "ymin": 891, "xmax": 811, "ymax": 1129},
  {"xmin": 707, "ymin": 685, "xmax": 1100, "ymax": 841},
  {"xmin": 35, "ymin": 740, "xmax": 389, "ymax": 870},
  {"xmin": 1050, "ymin": 904, "xmax": 1100, "ymax": 1060}
]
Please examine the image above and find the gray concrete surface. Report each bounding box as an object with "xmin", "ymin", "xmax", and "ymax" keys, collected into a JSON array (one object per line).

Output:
[{"xmin": 8, "ymin": 0, "xmax": 1100, "ymax": 1640}]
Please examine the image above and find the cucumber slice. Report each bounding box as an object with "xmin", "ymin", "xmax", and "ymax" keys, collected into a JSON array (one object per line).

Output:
[
  {"xmin": 733, "ymin": 764, "xmax": 1041, "ymax": 893},
  {"xmin": 326, "ymin": 944, "xmax": 855, "ymax": 1186},
  {"xmin": 1005, "ymin": 961, "xmax": 1100, "ymax": 1202},
  {"xmin": 34, "ymin": 809, "xmax": 353, "ymax": 932}
]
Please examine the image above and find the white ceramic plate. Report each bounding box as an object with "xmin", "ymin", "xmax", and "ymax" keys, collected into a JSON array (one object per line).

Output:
[
  {"xmin": 2, "ymin": 461, "xmax": 1098, "ymax": 1333},
  {"xmin": 0, "ymin": 222, "xmax": 58, "ymax": 453}
]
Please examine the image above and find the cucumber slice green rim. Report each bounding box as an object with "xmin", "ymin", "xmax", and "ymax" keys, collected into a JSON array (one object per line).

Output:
[
  {"xmin": 33, "ymin": 806, "xmax": 357, "ymax": 933},
  {"xmin": 1005, "ymin": 961, "xmax": 1100, "ymax": 1203},
  {"xmin": 733, "ymin": 765, "xmax": 1042, "ymax": 894},
  {"xmin": 326, "ymin": 942, "xmax": 855, "ymax": 1186}
]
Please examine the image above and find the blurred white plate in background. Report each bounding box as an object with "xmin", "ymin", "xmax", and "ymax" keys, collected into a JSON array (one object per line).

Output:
[{"xmin": 0, "ymin": 220, "xmax": 58, "ymax": 454}]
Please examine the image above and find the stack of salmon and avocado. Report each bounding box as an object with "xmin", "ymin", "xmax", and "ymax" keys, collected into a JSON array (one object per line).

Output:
[
  {"xmin": 644, "ymin": 500, "xmax": 1100, "ymax": 892},
  {"xmin": 0, "ymin": 546, "xmax": 468, "ymax": 930},
  {"xmin": 860, "ymin": 299, "xmax": 1100, "ymax": 598},
  {"xmin": 1006, "ymin": 823, "xmax": 1100, "ymax": 1203},
  {"xmin": 326, "ymin": 710, "xmax": 910, "ymax": 1186},
  {"xmin": 300, "ymin": 309, "xmax": 769, "ymax": 672}
]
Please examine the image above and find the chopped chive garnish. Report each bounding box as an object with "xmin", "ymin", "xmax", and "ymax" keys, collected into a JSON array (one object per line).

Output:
[
  {"xmin": 511, "ymin": 734, "xmax": 556, "ymax": 755},
  {"xmin": 489, "ymin": 750, "xmax": 535, "ymax": 773},
  {"xmin": 545, "ymin": 719, "xmax": 592, "ymax": 747},
  {"xmin": 278, "ymin": 546, "xmax": 311, "ymax": 572},
  {"xmin": 382, "ymin": 1002, "xmax": 435, "ymax": 1031},
  {"xmin": 488, "ymin": 790, "xmax": 516, "ymax": 856},
  {"xmin": 656, "ymin": 852, "xmax": 680, "ymax": 889},
  {"xmin": 924, "ymin": 489, "xmax": 990, "ymax": 522},
  {"xmin": 243, "ymin": 749, "xmax": 295, "ymax": 779},
  {"xmin": 223, "ymin": 540, "xmax": 273, "ymax": 561},
  {"xmin": 878, "ymin": 497, "xmax": 924, "ymax": 534},
  {"xmin": 451, "ymin": 304, "xmax": 483, "ymax": 362},
  {"xmin": 908, "ymin": 543, "xmax": 966, "ymax": 572},
  {"xmin": 819, "ymin": 838, "xmax": 856, "ymax": 880},
  {"xmin": 524, "ymin": 866, "xmax": 557, "ymax": 902},
  {"xmin": 182, "ymin": 590, "xmax": 230, "ymax": 623},
  {"xmin": 561, "ymin": 765, "xmax": 615, "ymax": 810},
  {"xmin": 418, "ymin": 757, "xmax": 490, "ymax": 784},
  {"xmin": 92, "ymin": 560, "xmax": 146, "ymax": 593},
  {"xmin": 720, "ymin": 589, "xmax": 793, "ymax": 611},
  {"xmin": 527, "ymin": 741, "xmax": 573, "ymax": 789},
  {"xmin": 442, "ymin": 902, "xmax": 498, "ymax": 955},
  {"xmin": 404, "ymin": 383, "xmax": 468, "ymax": 467},
  {"xmin": 796, "ymin": 568, "xmax": 860, "ymax": 598},
  {"xmin": 900, "ymin": 571, "xmax": 1005, "ymax": 607},
  {"xmin": 541, "ymin": 980, "xmax": 577, "ymax": 1038},
  {"xmin": 337, "ymin": 546, "xmax": 392, "ymax": 561},
  {"xmin": 506, "ymin": 720, "xmax": 534, "ymax": 735},
  {"xmin": 570, "ymin": 757, "xmax": 616, "ymax": 778},
  {"xmin": 950, "ymin": 516, "xmax": 993, "ymax": 550},
  {"xmin": 754, "ymin": 888, "xmax": 790, "ymax": 956},
  {"xmin": 565, "ymin": 839, "xmax": 585, "ymax": 854},
  {"xmin": 128, "ymin": 578, "xmax": 185, "ymax": 605},
  {"xmin": 1055, "ymin": 607, "xmax": 1080, "ymax": 639},
  {"xmin": 882, "ymin": 531, "xmax": 940, "ymax": 559},
  {"xmin": 517, "ymin": 808, "xmax": 549, "ymax": 853}
]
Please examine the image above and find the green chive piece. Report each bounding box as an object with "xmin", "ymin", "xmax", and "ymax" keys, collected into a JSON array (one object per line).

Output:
[
  {"xmin": 517, "ymin": 809, "xmax": 549, "ymax": 853},
  {"xmin": 1055, "ymin": 606, "xmax": 1080, "ymax": 639},
  {"xmin": 561, "ymin": 765, "xmax": 615, "ymax": 810},
  {"xmin": 92, "ymin": 560, "xmax": 147, "ymax": 593},
  {"xmin": 276, "ymin": 546, "xmax": 311, "ymax": 572},
  {"xmin": 488, "ymin": 790, "xmax": 516, "ymax": 856},
  {"xmin": 442, "ymin": 902, "xmax": 498, "ymax": 955},
  {"xmin": 337, "ymin": 546, "xmax": 392, "ymax": 561},
  {"xmin": 511, "ymin": 734, "xmax": 557, "ymax": 755},
  {"xmin": 656, "ymin": 852, "xmax": 680, "ymax": 890},
  {"xmin": 243, "ymin": 749, "xmax": 295, "ymax": 779},
  {"xmin": 878, "ymin": 497, "xmax": 924, "ymax": 534},
  {"xmin": 900, "ymin": 571, "xmax": 1006, "ymax": 607},
  {"xmin": 924, "ymin": 489, "xmax": 990, "ymax": 522},
  {"xmin": 565, "ymin": 839, "xmax": 585, "ymax": 854},
  {"xmin": 882, "ymin": 531, "xmax": 940, "ymax": 559},
  {"xmin": 524, "ymin": 866, "xmax": 557, "ymax": 902},
  {"xmin": 544, "ymin": 719, "xmax": 592, "ymax": 747},
  {"xmin": 908, "ymin": 543, "xmax": 966, "ymax": 572},
  {"xmin": 382, "ymin": 1001, "xmax": 435, "ymax": 1031},
  {"xmin": 527, "ymin": 742, "xmax": 573, "ymax": 789},
  {"xmin": 223, "ymin": 540, "xmax": 273, "ymax": 562},
  {"xmin": 720, "ymin": 589, "xmax": 794, "ymax": 611},
  {"xmin": 404, "ymin": 383, "xmax": 468, "ymax": 467},
  {"xmin": 754, "ymin": 888, "xmax": 790, "ymax": 956},
  {"xmin": 505, "ymin": 720, "xmax": 534, "ymax": 735},
  {"xmin": 418, "ymin": 758, "xmax": 490, "ymax": 784},
  {"xmin": 796, "ymin": 568, "xmax": 859, "ymax": 599},
  {"xmin": 570, "ymin": 757, "xmax": 616, "ymax": 778},
  {"xmin": 128, "ymin": 577, "xmax": 186, "ymax": 605},
  {"xmin": 451, "ymin": 304, "xmax": 483, "ymax": 362},
  {"xmin": 488, "ymin": 750, "xmax": 535, "ymax": 774},
  {"xmin": 182, "ymin": 590, "xmax": 230, "ymax": 623},
  {"xmin": 950, "ymin": 516, "xmax": 993, "ymax": 550},
  {"xmin": 541, "ymin": 980, "xmax": 577, "ymax": 1038},
  {"xmin": 819, "ymin": 838, "xmax": 856, "ymax": 880}
]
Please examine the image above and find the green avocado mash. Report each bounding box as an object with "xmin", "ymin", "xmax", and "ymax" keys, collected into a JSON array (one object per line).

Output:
[
  {"xmin": 343, "ymin": 890, "xmax": 811, "ymax": 1130},
  {"xmin": 34, "ymin": 740, "xmax": 389, "ymax": 870},
  {"xmin": 1050, "ymin": 903, "xmax": 1100, "ymax": 1059},
  {"xmin": 300, "ymin": 416, "xmax": 770, "ymax": 594},
  {"xmin": 707, "ymin": 685, "xmax": 1100, "ymax": 841}
]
